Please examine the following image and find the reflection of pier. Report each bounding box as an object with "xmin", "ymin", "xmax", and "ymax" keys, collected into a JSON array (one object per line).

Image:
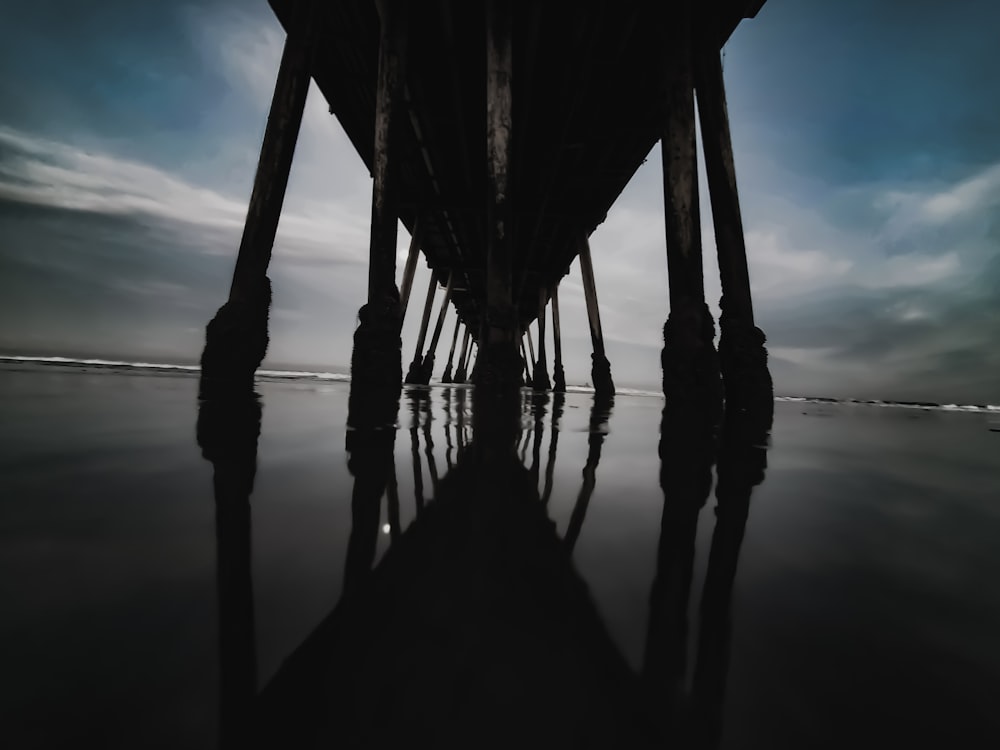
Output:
[
  {"xmin": 196, "ymin": 397, "xmax": 260, "ymax": 750},
  {"xmin": 199, "ymin": 372, "xmax": 772, "ymax": 746}
]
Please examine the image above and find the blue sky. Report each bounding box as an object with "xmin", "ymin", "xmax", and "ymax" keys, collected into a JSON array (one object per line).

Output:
[{"xmin": 0, "ymin": 0, "xmax": 998, "ymax": 403}]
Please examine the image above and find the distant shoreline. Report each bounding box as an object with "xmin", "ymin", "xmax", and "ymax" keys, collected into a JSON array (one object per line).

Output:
[{"xmin": 2, "ymin": 355, "xmax": 998, "ymax": 414}]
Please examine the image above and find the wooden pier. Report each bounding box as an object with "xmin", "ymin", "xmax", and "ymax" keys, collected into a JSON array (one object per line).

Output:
[{"xmin": 201, "ymin": 0, "xmax": 770, "ymax": 403}]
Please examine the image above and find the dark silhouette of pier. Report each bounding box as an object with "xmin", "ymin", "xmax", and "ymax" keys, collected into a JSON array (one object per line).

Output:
[
  {"xmin": 200, "ymin": 0, "xmax": 772, "ymax": 407},
  {"xmin": 194, "ymin": 4, "xmax": 781, "ymax": 743},
  {"xmin": 199, "ymin": 370, "xmax": 774, "ymax": 747}
]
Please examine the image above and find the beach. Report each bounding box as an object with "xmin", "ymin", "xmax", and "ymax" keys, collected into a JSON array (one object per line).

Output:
[{"xmin": 1, "ymin": 361, "xmax": 998, "ymax": 747}]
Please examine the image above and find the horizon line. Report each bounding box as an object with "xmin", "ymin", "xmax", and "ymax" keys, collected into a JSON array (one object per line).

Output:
[{"xmin": 2, "ymin": 354, "xmax": 998, "ymax": 414}]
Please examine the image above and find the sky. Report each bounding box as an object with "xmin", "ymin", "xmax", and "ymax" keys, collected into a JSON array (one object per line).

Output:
[{"xmin": 0, "ymin": 0, "xmax": 998, "ymax": 403}]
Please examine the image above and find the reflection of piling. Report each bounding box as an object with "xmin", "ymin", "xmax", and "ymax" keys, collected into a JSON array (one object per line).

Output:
[
  {"xmin": 455, "ymin": 387, "xmax": 468, "ymax": 454},
  {"xmin": 344, "ymin": 381, "xmax": 400, "ymax": 596},
  {"xmin": 442, "ymin": 387, "xmax": 455, "ymax": 470},
  {"xmin": 385, "ymin": 461, "xmax": 401, "ymax": 543},
  {"xmin": 564, "ymin": 396, "xmax": 613, "ymax": 554},
  {"xmin": 196, "ymin": 396, "xmax": 261, "ymax": 749},
  {"xmin": 421, "ymin": 397, "xmax": 441, "ymax": 498},
  {"xmin": 541, "ymin": 392, "xmax": 565, "ymax": 504},
  {"xmin": 529, "ymin": 393, "xmax": 548, "ymax": 487},
  {"xmin": 644, "ymin": 355, "xmax": 773, "ymax": 744},
  {"xmin": 688, "ymin": 404, "xmax": 771, "ymax": 748},
  {"xmin": 408, "ymin": 393, "xmax": 426, "ymax": 515},
  {"xmin": 643, "ymin": 358, "xmax": 720, "ymax": 732}
]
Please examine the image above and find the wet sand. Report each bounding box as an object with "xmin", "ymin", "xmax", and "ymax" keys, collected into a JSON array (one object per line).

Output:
[{"xmin": 1, "ymin": 363, "xmax": 998, "ymax": 747}]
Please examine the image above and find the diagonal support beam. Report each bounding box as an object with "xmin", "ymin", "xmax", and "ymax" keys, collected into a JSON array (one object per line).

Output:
[
  {"xmin": 199, "ymin": 2, "xmax": 316, "ymax": 398},
  {"xmin": 578, "ymin": 234, "xmax": 615, "ymax": 399},
  {"xmin": 551, "ymin": 284, "xmax": 567, "ymax": 392},
  {"xmin": 405, "ymin": 274, "xmax": 437, "ymax": 384},
  {"xmin": 532, "ymin": 286, "xmax": 551, "ymax": 391},
  {"xmin": 419, "ymin": 271, "xmax": 455, "ymax": 383},
  {"xmin": 441, "ymin": 312, "xmax": 463, "ymax": 383}
]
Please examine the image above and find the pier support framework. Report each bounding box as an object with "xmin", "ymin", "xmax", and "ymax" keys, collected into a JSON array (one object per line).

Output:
[
  {"xmin": 532, "ymin": 287, "xmax": 552, "ymax": 391},
  {"xmin": 350, "ymin": 0, "xmax": 409, "ymax": 394},
  {"xmin": 476, "ymin": 0, "xmax": 521, "ymax": 390},
  {"xmin": 200, "ymin": 1, "xmax": 766, "ymax": 403},
  {"xmin": 694, "ymin": 40, "xmax": 772, "ymax": 418},
  {"xmin": 578, "ymin": 235, "xmax": 615, "ymax": 400},
  {"xmin": 659, "ymin": 1, "xmax": 720, "ymax": 409},
  {"xmin": 441, "ymin": 314, "xmax": 463, "ymax": 383},
  {"xmin": 550, "ymin": 284, "xmax": 566, "ymax": 393},
  {"xmin": 405, "ymin": 275, "xmax": 438, "ymax": 384},
  {"xmin": 199, "ymin": 2, "xmax": 316, "ymax": 399}
]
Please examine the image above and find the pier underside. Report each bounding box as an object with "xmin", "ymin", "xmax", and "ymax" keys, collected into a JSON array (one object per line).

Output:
[
  {"xmin": 204, "ymin": 0, "xmax": 769, "ymax": 401},
  {"xmin": 268, "ymin": 0, "xmax": 765, "ymax": 335}
]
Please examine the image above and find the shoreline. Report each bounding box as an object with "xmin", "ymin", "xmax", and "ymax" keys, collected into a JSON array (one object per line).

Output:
[{"xmin": 2, "ymin": 355, "xmax": 998, "ymax": 414}]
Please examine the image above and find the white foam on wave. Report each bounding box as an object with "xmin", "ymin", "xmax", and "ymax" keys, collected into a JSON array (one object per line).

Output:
[
  {"xmin": 0, "ymin": 355, "xmax": 353, "ymax": 382},
  {"xmin": 258, "ymin": 368, "xmax": 351, "ymax": 382},
  {"xmin": 2, "ymin": 355, "xmax": 997, "ymax": 413},
  {"xmin": 1, "ymin": 355, "xmax": 200, "ymax": 371}
]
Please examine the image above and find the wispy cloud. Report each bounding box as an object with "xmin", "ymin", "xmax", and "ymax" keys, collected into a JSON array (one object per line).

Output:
[{"xmin": 0, "ymin": 127, "xmax": 368, "ymax": 267}]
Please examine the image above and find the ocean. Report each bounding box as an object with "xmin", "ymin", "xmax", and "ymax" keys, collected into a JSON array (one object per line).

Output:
[{"xmin": 1, "ymin": 358, "xmax": 998, "ymax": 747}]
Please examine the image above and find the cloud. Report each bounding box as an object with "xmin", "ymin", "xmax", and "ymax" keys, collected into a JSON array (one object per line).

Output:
[
  {"xmin": 0, "ymin": 127, "xmax": 369, "ymax": 268},
  {"xmin": 0, "ymin": 0, "xmax": 997, "ymax": 402}
]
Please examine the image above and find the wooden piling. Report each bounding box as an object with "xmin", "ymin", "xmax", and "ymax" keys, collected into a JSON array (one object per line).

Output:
[
  {"xmin": 661, "ymin": 0, "xmax": 704, "ymax": 315},
  {"xmin": 441, "ymin": 314, "xmax": 462, "ymax": 383},
  {"xmin": 533, "ymin": 287, "xmax": 552, "ymax": 391},
  {"xmin": 578, "ymin": 234, "xmax": 615, "ymax": 399},
  {"xmin": 659, "ymin": 0, "xmax": 721, "ymax": 402},
  {"xmin": 228, "ymin": 4, "xmax": 315, "ymax": 305},
  {"xmin": 398, "ymin": 220, "xmax": 421, "ymax": 317},
  {"xmin": 695, "ymin": 41, "xmax": 772, "ymax": 413},
  {"xmin": 695, "ymin": 49, "xmax": 751, "ymax": 329},
  {"xmin": 480, "ymin": 0, "xmax": 519, "ymax": 388},
  {"xmin": 420, "ymin": 271, "xmax": 455, "ymax": 383},
  {"xmin": 454, "ymin": 327, "xmax": 471, "ymax": 383},
  {"xmin": 367, "ymin": 1, "xmax": 407, "ymax": 304},
  {"xmin": 550, "ymin": 284, "xmax": 566, "ymax": 392},
  {"xmin": 521, "ymin": 336, "xmax": 533, "ymax": 388},
  {"xmin": 349, "ymin": 0, "xmax": 409, "ymax": 392},
  {"xmin": 405, "ymin": 274, "xmax": 437, "ymax": 384},
  {"xmin": 199, "ymin": 2, "xmax": 315, "ymax": 398}
]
